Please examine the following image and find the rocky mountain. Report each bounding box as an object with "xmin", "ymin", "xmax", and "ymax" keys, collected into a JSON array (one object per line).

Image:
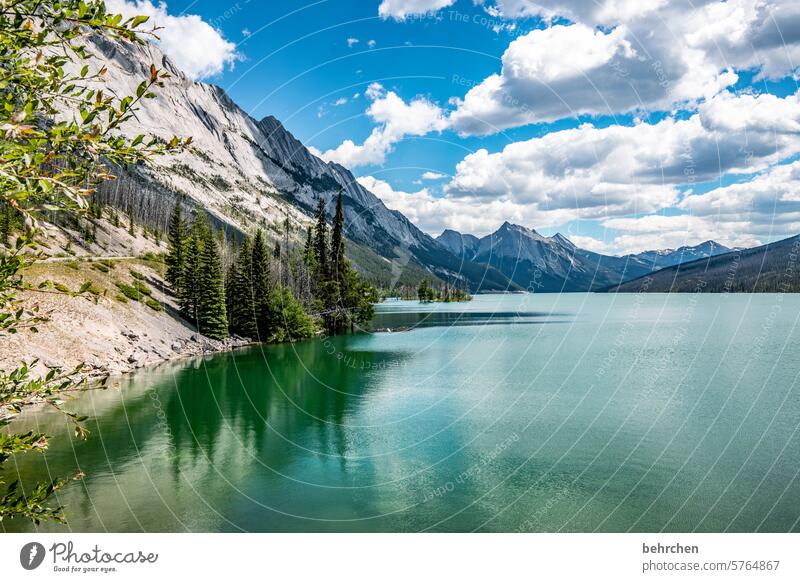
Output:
[
  {"xmin": 436, "ymin": 229, "xmax": 481, "ymax": 260},
  {"xmin": 626, "ymin": 241, "xmax": 732, "ymax": 270},
  {"xmin": 83, "ymin": 37, "xmax": 513, "ymax": 291},
  {"xmin": 609, "ymin": 235, "xmax": 800, "ymax": 293},
  {"xmin": 436, "ymin": 225, "xmax": 747, "ymax": 292},
  {"xmin": 438, "ymin": 223, "xmax": 652, "ymax": 292}
]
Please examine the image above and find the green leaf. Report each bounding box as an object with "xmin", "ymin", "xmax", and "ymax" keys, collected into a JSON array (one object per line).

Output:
[{"xmin": 130, "ymin": 15, "xmax": 149, "ymax": 28}]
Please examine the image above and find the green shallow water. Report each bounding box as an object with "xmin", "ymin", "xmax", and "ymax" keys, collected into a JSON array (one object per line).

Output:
[{"xmin": 3, "ymin": 293, "xmax": 800, "ymax": 532}]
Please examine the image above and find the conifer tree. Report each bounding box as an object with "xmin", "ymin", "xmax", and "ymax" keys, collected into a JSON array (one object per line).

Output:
[
  {"xmin": 227, "ymin": 238, "xmax": 257, "ymax": 338},
  {"xmin": 303, "ymin": 226, "xmax": 314, "ymax": 266},
  {"xmin": 225, "ymin": 256, "xmax": 237, "ymax": 323},
  {"xmin": 197, "ymin": 225, "xmax": 228, "ymax": 340},
  {"xmin": 331, "ymin": 189, "xmax": 347, "ymax": 282},
  {"xmin": 314, "ymin": 197, "xmax": 328, "ymax": 278},
  {"xmin": 418, "ymin": 278, "xmax": 434, "ymax": 302},
  {"xmin": 165, "ymin": 197, "xmax": 186, "ymax": 289},
  {"xmin": 251, "ymin": 229, "xmax": 271, "ymax": 338},
  {"xmin": 128, "ymin": 213, "xmax": 135, "ymax": 236},
  {"xmin": 179, "ymin": 218, "xmax": 203, "ymax": 322},
  {"xmin": 263, "ymin": 285, "xmax": 316, "ymax": 342}
]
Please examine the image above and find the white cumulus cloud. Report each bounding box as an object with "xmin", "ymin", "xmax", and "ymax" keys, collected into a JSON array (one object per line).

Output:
[
  {"xmin": 445, "ymin": 89, "xmax": 800, "ymax": 226},
  {"xmin": 379, "ymin": 0, "xmax": 457, "ymax": 20},
  {"xmin": 450, "ymin": 0, "xmax": 800, "ymax": 134},
  {"xmin": 601, "ymin": 215, "xmax": 762, "ymax": 255},
  {"xmin": 316, "ymin": 84, "xmax": 448, "ymax": 168},
  {"xmin": 357, "ymin": 176, "xmax": 581, "ymax": 236},
  {"xmin": 449, "ymin": 19, "xmax": 735, "ymax": 134},
  {"xmin": 421, "ymin": 171, "xmax": 448, "ymax": 180},
  {"xmin": 105, "ymin": 0, "xmax": 239, "ymax": 80},
  {"xmin": 678, "ymin": 160, "xmax": 800, "ymax": 240}
]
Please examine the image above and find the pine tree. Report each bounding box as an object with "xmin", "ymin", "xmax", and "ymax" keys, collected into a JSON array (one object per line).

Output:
[
  {"xmin": 165, "ymin": 197, "xmax": 187, "ymax": 289},
  {"xmin": 303, "ymin": 226, "xmax": 314, "ymax": 266},
  {"xmin": 83, "ymin": 220, "xmax": 93, "ymax": 243},
  {"xmin": 263, "ymin": 285, "xmax": 315, "ymax": 342},
  {"xmin": 418, "ymin": 278, "xmax": 433, "ymax": 302},
  {"xmin": 227, "ymin": 238, "xmax": 257, "ymax": 338},
  {"xmin": 225, "ymin": 257, "xmax": 237, "ymax": 323},
  {"xmin": 179, "ymin": 219, "xmax": 203, "ymax": 322},
  {"xmin": 128, "ymin": 213, "xmax": 135, "ymax": 236},
  {"xmin": 89, "ymin": 194, "xmax": 102, "ymax": 219},
  {"xmin": 251, "ymin": 229, "xmax": 271, "ymax": 339},
  {"xmin": 330, "ymin": 189, "xmax": 346, "ymax": 282},
  {"xmin": 197, "ymin": 225, "xmax": 228, "ymax": 340},
  {"xmin": 314, "ymin": 197, "xmax": 328, "ymax": 278}
]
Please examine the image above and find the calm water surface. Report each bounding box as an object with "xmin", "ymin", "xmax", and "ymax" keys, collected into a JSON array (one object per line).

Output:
[{"xmin": 4, "ymin": 293, "xmax": 800, "ymax": 532}]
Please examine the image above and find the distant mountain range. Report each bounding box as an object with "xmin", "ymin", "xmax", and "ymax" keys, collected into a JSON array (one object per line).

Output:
[
  {"xmin": 623, "ymin": 241, "xmax": 733, "ymax": 271},
  {"xmin": 609, "ymin": 235, "xmax": 800, "ymax": 293},
  {"xmin": 436, "ymin": 223, "xmax": 734, "ymax": 292}
]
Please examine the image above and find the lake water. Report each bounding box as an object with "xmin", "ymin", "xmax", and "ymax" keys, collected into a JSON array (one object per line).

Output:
[{"xmin": 4, "ymin": 293, "xmax": 800, "ymax": 532}]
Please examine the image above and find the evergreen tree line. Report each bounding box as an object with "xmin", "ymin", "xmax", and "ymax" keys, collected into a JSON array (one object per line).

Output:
[
  {"xmin": 165, "ymin": 190, "xmax": 378, "ymax": 342},
  {"xmin": 165, "ymin": 204, "xmax": 229, "ymax": 339}
]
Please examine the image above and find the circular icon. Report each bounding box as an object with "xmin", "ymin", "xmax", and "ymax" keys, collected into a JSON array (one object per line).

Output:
[{"xmin": 19, "ymin": 542, "xmax": 46, "ymax": 570}]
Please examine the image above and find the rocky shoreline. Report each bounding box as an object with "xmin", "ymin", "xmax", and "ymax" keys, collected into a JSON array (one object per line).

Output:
[
  {"xmin": 1, "ymin": 257, "xmax": 253, "ymax": 384},
  {"xmin": 71, "ymin": 330, "xmax": 254, "ymax": 381}
]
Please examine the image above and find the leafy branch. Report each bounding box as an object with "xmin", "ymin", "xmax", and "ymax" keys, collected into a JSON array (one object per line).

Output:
[{"xmin": 0, "ymin": 0, "xmax": 186, "ymax": 524}]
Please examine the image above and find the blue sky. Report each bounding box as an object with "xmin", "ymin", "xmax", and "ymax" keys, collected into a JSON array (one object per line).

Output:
[
  {"xmin": 109, "ymin": 0, "xmax": 800, "ymax": 254},
  {"xmin": 163, "ymin": 1, "xmax": 545, "ymax": 176}
]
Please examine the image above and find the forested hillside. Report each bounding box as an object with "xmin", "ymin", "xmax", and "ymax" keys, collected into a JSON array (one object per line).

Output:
[{"xmin": 609, "ymin": 235, "xmax": 800, "ymax": 293}]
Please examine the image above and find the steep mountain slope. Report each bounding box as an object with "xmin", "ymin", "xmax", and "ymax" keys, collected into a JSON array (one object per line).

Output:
[
  {"xmin": 83, "ymin": 37, "xmax": 512, "ymax": 291},
  {"xmin": 626, "ymin": 241, "xmax": 732, "ymax": 270},
  {"xmin": 438, "ymin": 223, "xmax": 651, "ymax": 292},
  {"xmin": 436, "ymin": 229, "xmax": 480, "ymax": 260},
  {"xmin": 609, "ymin": 235, "xmax": 800, "ymax": 293}
]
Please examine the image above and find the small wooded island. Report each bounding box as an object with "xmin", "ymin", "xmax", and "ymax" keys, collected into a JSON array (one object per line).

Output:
[{"xmin": 417, "ymin": 278, "xmax": 473, "ymax": 303}]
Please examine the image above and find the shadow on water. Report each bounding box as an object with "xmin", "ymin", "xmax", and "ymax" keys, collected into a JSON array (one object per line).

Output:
[
  {"xmin": 372, "ymin": 310, "xmax": 571, "ymax": 332},
  {"xmin": 1, "ymin": 338, "xmax": 408, "ymax": 532},
  {"xmin": 164, "ymin": 341, "xmax": 407, "ymax": 467}
]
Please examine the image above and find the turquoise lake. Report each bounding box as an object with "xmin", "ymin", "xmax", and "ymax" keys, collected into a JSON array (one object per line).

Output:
[{"xmin": 3, "ymin": 293, "xmax": 800, "ymax": 532}]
